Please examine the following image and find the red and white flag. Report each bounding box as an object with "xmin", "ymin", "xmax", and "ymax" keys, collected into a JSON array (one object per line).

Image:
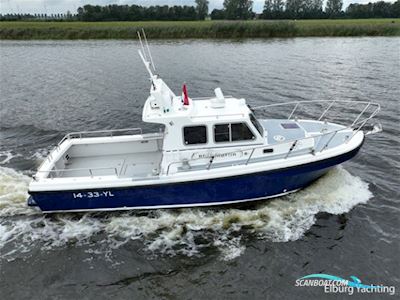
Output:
[{"xmin": 182, "ymin": 83, "xmax": 189, "ymax": 106}]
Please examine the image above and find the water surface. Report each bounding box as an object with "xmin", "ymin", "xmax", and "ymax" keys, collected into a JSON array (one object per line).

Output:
[{"xmin": 0, "ymin": 38, "xmax": 399, "ymax": 299}]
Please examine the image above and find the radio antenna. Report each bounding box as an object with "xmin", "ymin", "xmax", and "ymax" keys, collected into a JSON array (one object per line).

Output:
[
  {"xmin": 141, "ymin": 28, "xmax": 156, "ymax": 72},
  {"xmin": 137, "ymin": 30, "xmax": 148, "ymax": 61}
]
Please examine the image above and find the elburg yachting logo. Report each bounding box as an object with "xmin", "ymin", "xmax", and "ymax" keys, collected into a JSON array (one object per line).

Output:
[{"xmin": 295, "ymin": 273, "xmax": 396, "ymax": 295}]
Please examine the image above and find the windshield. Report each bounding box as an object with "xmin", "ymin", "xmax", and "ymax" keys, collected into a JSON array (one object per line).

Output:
[{"xmin": 250, "ymin": 113, "xmax": 263, "ymax": 136}]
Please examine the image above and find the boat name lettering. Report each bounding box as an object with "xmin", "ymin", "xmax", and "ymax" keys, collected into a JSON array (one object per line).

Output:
[
  {"xmin": 197, "ymin": 152, "xmax": 239, "ymax": 159},
  {"xmin": 72, "ymin": 191, "xmax": 115, "ymax": 199}
]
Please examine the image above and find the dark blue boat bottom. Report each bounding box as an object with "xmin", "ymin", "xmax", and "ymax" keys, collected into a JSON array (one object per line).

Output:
[{"xmin": 29, "ymin": 144, "xmax": 362, "ymax": 213}]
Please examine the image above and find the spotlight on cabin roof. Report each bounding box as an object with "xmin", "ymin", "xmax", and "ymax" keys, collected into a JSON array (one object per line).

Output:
[{"xmin": 211, "ymin": 88, "xmax": 226, "ymax": 109}]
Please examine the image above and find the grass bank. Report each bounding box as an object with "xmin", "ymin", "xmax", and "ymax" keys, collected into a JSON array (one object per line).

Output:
[{"xmin": 0, "ymin": 19, "xmax": 399, "ymax": 39}]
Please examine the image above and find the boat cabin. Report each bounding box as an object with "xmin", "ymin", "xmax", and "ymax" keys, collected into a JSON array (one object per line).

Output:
[{"xmin": 142, "ymin": 79, "xmax": 265, "ymax": 151}]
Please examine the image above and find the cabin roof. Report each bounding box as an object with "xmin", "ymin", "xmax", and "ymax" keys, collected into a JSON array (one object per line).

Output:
[{"xmin": 143, "ymin": 96, "xmax": 251, "ymax": 124}]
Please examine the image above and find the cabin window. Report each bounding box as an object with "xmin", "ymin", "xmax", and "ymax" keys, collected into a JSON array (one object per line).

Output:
[
  {"xmin": 214, "ymin": 124, "xmax": 230, "ymax": 142},
  {"xmin": 214, "ymin": 123, "xmax": 255, "ymax": 143},
  {"xmin": 250, "ymin": 113, "xmax": 263, "ymax": 136},
  {"xmin": 183, "ymin": 126, "xmax": 207, "ymax": 145},
  {"xmin": 231, "ymin": 123, "xmax": 255, "ymax": 141}
]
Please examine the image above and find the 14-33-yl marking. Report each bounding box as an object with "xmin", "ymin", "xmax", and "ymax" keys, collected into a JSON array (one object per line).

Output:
[{"xmin": 72, "ymin": 191, "xmax": 115, "ymax": 198}]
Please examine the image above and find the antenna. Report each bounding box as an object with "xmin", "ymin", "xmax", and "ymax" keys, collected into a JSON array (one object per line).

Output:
[
  {"xmin": 138, "ymin": 49, "xmax": 154, "ymax": 79},
  {"xmin": 137, "ymin": 30, "xmax": 148, "ymax": 61},
  {"xmin": 137, "ymin": 29, "xmax": 156, "ymax": 72},
  {"xmin": 141, "ymin": 28, "xmax": 156, "ymax": 72},
  {"xmin": 137, "ymin": 30, "xmax": 154, "ymax": 79}
]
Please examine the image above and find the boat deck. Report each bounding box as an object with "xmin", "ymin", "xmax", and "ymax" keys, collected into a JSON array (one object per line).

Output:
[
  {"xmin": 260, "ymin": 119, "xmax": 307, "ymax": 144},
  {"xmin": 60, "ymin": 151, "xmax": 162, "ymax": 178}
]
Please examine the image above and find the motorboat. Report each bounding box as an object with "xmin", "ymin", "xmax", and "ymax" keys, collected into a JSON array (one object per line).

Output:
[{"xmin": 27, "ymin": 32, "xmax": 382, "ymax": 213}]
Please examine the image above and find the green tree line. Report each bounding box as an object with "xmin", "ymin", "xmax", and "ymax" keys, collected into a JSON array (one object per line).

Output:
[
  {"xmin": 76, "ymin": 4, "xmax": 197, "ymax": 21},
  {"xmin": 0, "ymin": 0, "xmax": 399, "ymax": 22},
  {"xmin": 76, "ymin": 1, "xmax": 209, "ymax": 21},
  {"xmin": 260, "ymin": 0, "xmax": 400, "ymax": 19}
]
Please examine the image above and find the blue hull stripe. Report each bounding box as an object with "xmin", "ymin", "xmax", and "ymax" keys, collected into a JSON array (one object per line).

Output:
[{"xmin": 29, "ymin": 144, "xmax": 362, "ymax": 212}]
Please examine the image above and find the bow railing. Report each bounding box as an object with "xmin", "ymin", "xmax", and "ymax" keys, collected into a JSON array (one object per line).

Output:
[{"xmin": 252, "ymin": 100, "xmax": 380, "ymax": 129}]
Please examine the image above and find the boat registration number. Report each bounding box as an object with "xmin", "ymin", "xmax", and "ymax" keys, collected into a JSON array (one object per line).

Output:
[{"xmin": 72, "ymin": 191, "xmax": 115, "ymax": 199}]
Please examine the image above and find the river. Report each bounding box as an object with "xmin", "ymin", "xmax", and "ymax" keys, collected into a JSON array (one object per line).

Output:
[{"xmin": 0, "ymin": 38, "xmax": 399, "ymax": 299}]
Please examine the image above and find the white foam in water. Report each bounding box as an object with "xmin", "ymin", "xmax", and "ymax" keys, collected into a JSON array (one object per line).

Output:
[
  {"xmin": 0, "ymin": 167, "xmax": 35, "ymax": 217},
  {"xmin": 0, "ymin": 151, "xmax": 22, "ymax": 165},
  {"xmin": 0, "ymin": 166, "xmax": 372, "ymax": 261},
  {"xmin": 29, "ymin": 148, "xmax": 51, "ymax": 161}
]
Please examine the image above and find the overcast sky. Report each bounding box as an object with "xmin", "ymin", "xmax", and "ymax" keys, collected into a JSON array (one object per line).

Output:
[{"xmin": 0, "ymin": 0, "xmax": 396, "ymax": 14}]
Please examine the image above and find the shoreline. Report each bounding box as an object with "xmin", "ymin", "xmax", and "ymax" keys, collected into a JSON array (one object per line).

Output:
[{"xmin": 0, "ymin": 19, "xmax": 399, "ymax": 40}]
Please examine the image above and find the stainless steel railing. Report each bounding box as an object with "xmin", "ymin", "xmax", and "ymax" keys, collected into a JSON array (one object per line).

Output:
[
  {"xmin": 58, "ymin": 127, "xmax": 143, "ymax": 146},
  {"xmin": 252, "ymin": 100, "xmax": 380, "ymax": 126},
  {"xmin": 245, "ymin": 100, "xmax": 380, "ymax": 162},
  {"xmin": 34, "ymin": 127, "xmax": 158, "ymax": 180},
  {"xmin": 35, "ymin": 100, "xmax": 381, "ymax": 179}
]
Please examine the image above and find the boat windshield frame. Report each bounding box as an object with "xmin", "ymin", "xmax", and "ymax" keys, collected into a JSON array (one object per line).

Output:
[{"xmin": 250, "ymin": 113, "xmax": 264, "ymax": 137}]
